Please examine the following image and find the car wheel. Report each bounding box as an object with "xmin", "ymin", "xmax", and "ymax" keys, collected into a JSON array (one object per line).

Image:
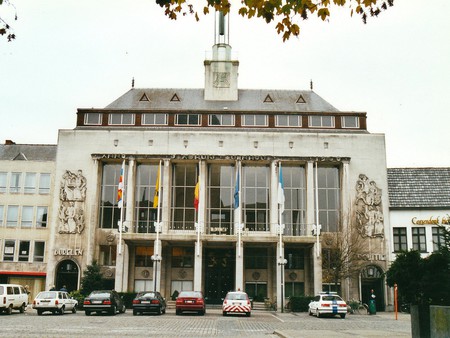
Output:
[
  {"xmin": 72, "ymin": 306, "xmax": 77, "ymax": 314},
  {"xmin": 308, "ymin": 308, "xmax": 313, "ymax": 316},
  {"xmin": 110, "ymin": 305, "xmax": 117, "ymax": 316},
  {"xmin": 162, "ymin": 306, "xmax": 166, "ymax": 314},
  {"xmin": 199, "ymin": 310, "xmax": 205, "ymax": 316},
  {"xmin": 37, "ymin": 309, "xmax": 43, "ymax": 316},
  {"xmin": 246, "ymin": 312, "xmax": 251, "ymax": 317},
  {"xmin": 316, "ymin": 309, "xmax": 321, "ymax": 318},
  {"xmin": 19, "ymin": 303, "xmax": 26, "ymax": 313},
  {"xmin": 133, "ymin": 310, "xmax": 138, "ymax": 316},
  {"xmin": 119, "ymin": 304, "xmax": 126, "ymax": 314},
  {"xmin": 158, "ymin": 307, "xmax": 162, "ymax": 315},
  {"xmin": 6, "ymin": 305, "xmax": 12, "ymax": 315},
  {"xmin": 222, "ymin": 311, "xmax": 227, "ymax": 316},
  {"xmin": 340, "ymin": 313, "xmax": 346, "ymax": 319},
  {"xmin": 176, "ymin": 309, "xmax": 181, "ymax": 315},
  {"xmin": 85, "ymin": 311, "xmax": 91, "ymax": 316},
  {"xmin": 59, "ymin": 306, "xmax": 65, "ymax": 315}
]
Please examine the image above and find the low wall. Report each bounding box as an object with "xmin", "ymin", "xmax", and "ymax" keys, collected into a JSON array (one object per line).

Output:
[{"xmin": 430, "ymin": 306, "xmax": 450, "ymax": 338}]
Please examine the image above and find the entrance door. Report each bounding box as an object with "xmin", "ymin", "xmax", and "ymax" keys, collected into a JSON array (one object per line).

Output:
[
  {"xmin": 361, "ymin": 265, "xmax": 385, "ymax": 311},
  {"xmin": 55, "ymin": 259, "xmax": 79, "ymax": 292},
  {"xmin": 204, "ymin": 248, "xmax": 234, "ymax": 304}
]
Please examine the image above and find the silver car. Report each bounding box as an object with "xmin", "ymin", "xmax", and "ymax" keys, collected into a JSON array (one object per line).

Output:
[{"xmin": 32, "ymin": 291, "xmax": 78, "ymax": 315}]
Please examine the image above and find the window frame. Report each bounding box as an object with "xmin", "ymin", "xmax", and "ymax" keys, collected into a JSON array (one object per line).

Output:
[
  {"xmin": 412, "ymin": 227, "xmax": 427, "ymax": 252},
  {"xmin": 21, "ymin": 206, "xmax": 34, "ymax": 228},
  {"xmin": 9, "ymin": 172, "xmax": 22, "ymax": 193},
  {"xmin": 18, "ymin": 240, "xmax": 30, "ymax": 262},
  {"xmin": 108, "ymin": 113, "xmax": 135, "ymax": 125},
  {"xmin": 6, "ymin": 205, "xmax": 19, "ymax": 227},
  {"xmin": 275, "ymin": 115, "xmax": 302, "ymax": 127},
  {"xmin": 241, "ymin": 114, "xmax": 268, "ymax": 127},
  {"xmin": 432, "ymin": 227, "xmax": 445, "ymax": 252},
  {"xmin": 175, "ymin": 114, "xmax": 201, "ymax": 126},
  {"xmin": 36, "ymin": 206, "xmax": 48, "ymax": 228},
  {"xmin": 39, "ymin": 173, "xmax": 51, "ymax": 194},
  {"xmin": 24, "ymin": 172, "xmax": 36, "ymax": 194},
  {"xmin": 208, "ymin": 114, "xmax": 235, "ymax": 126},
  {"xmin": 3, "ymin": 240, "xmax": 15, "ymax": 261},
  {"xmin": 0, "ymin": 172, "xmax": 7, "ymax": 193},
  {"xmin": 142, "ymin": 113, "xmax": 168, "ymax": 125},
  {"xmin": 84, "ymin": 112, "xmax": 102, "ymax": 125},
  {"xmin": 308, "ymin": 115, "xmax": 335, "ymax": 128},
  {"xmin": 393, "ymin": 227, "xmax": 408, "ymax": 252},
  {"xmin": 341, "ymin": 116, "xmax": 360, "ymax": 128},
  {"xmin": 33, "ymin": 241, "xmax": 45, "ymax": 262}
]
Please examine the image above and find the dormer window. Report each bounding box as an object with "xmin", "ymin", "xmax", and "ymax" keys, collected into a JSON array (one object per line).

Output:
[
  {"xmin": 308, "ymin": 115, "xmax": 335, "ymax": 128},
  {"xmin": 109, "ymin": 113, "xmax": 135, "ymax": 125},
  {"xmin": 176, "ymin": 114, "xmax": 200, "ymax": 126}
]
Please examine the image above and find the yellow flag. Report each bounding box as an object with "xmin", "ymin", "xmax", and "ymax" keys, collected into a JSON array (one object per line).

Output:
[{"xmin": 153, "ymin": 165, "xmax": 160, "ymax": 208}]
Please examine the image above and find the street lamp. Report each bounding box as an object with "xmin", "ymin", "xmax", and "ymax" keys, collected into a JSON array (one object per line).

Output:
[
  {"xmin": 151, "ymin": 254, "xmax": 162, "ymax": 292},
  {"xmin": 278, "ymin": 258, "xmax": 287, "ymax": 313}
]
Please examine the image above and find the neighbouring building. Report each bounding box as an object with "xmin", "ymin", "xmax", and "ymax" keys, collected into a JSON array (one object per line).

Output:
[
  {"xmin": 0, "ymin": 140, "xmax": 56, "ymax": 300},
  {"xmin": 387, "ymin": 167, "xmax": 450, "ymax": 260}
]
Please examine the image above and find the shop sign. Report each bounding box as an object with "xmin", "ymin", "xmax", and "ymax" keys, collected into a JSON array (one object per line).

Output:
[
  {"xmin": 411, "ymin": 216, "xmax": 450, "ymax": 225},
  {"xmin": 54, "ymin": 248, "xmax": 83, "ymax": 256}
]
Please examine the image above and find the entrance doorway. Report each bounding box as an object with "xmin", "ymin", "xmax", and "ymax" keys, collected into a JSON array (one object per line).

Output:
[
  {"xmin": 55, "ymin": 259, "xmax": 79, "ymax": 292},
  {"xmin": 360, "ymin": 265, "xmax": 385, "ymax": 311},
  {"xmin": 204, "ymin": 248, "xmax": 234, "ymax": 304}
]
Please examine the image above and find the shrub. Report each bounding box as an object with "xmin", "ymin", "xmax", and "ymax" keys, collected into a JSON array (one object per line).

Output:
[
  {"xmin": 69, "ymin": 290, "xmax": 85, "ymax": 310},
  {"xmin": 289, "ymin": 296, "xmax": 315, "ymax": 312},
  {"xmin": 119, "ymin": 292, "xmax": 137, "ymax": 309}
]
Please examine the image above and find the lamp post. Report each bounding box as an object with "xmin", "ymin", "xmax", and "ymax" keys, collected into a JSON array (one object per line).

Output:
[
  {"xmin": 278, "ymin": 258, "xmax": 287, "ymax": 313},
  {"xmin": 151, "ymin": 254, "xmax": 162, "ymax": 292}
]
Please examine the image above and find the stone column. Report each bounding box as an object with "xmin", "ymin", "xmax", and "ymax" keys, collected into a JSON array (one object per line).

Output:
[
  {"xmin": 306, "ymin": 161, "xmax": 315, "ymax": 236},
  {"xmin": 125, "ymin": 158, "xmax": 135, "ymax": 233},
  {"xmin": 270, "ymin": 161, "xmax": 278, "ymax": 235},
  {"xmin": 161, "ymin": 159, "xmax": 170, "ymax": 234},
  {"xmin": 114, "ymin": 242, "xmax": 128, "ymax": 292},
  {"xmin": 235, "ymin": 244, "xmax": 244, "ymax": 291}
]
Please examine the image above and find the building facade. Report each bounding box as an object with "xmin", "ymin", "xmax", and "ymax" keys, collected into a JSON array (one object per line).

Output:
[
  {"xmin": 0, "ymin": 141, "xmax": 56, "ymax": 300},
  {"xmin": 388, "ymin": 168, "xmax": 450, "ymax": 260},
  {"xmin": 43, "ymin": 14, "xmax": 391, "ymax": 311}
]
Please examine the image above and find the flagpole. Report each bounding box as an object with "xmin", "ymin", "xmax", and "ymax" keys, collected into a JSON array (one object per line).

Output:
[
  {"xmin": 315, "ymin": 161, "xmax": 320, "ymax": 258},
  {"xmin": 155, "ymin": 160, "xmax": 162, "ymax": 256},
  {"xmin": 278, "ymin": 162, "xmax": 282, "ymax": 258},
  {"xmin": 237, "ymin": 161, "xmax": 242, "ymax": 257}
]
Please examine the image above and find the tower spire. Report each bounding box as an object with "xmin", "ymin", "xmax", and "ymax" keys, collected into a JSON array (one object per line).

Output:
[{"xmin": 204, "ymin": 11, "xmax": 239, "ymax": 101}]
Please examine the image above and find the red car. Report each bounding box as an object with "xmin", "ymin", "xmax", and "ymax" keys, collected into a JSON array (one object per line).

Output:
[{"xmin": 175, "ymin": 291, "xmax": 206, "ymax": 315}]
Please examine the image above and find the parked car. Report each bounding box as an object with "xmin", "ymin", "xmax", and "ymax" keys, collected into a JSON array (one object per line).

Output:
[
  {"xmin": 132, "ymin": 291, "xmax": 166, "ymax": 315},
  {"xmin": 222, "ymin": 291, "xmax": 251, "ymax": 317},
  {"xmin": 175, "ymin": 291, "xmax": 205, "ymax": 315},
  {"xmin": 0, "ymin": 284, "xmax": 28, "ymax": 315},
  {"xmin": 83, "ymin": 290, "xmax": 126, "ymax": 316},
  {"xmin": 309, "ymin": 292, "xmax": 347, "ymax": 318},
  {"xmin": 32, "ymin": 291, "xmax": 77, "ymax": 315}
]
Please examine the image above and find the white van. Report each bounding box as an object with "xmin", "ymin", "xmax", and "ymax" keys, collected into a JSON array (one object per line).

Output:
[{"xmin": 0, "ymin": 284, "xmax": 29, "ymax": 314}]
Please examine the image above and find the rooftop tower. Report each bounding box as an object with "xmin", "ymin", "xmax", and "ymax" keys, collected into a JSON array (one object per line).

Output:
[{"xmin": 204, "ymin": 11, "xmax": 239, "ymax": 101}]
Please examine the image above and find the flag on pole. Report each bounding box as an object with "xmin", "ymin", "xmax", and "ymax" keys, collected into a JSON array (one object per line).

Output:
[
  {"xmin": 153, "ymin": 164, "xmax": 161, "ymax": 208},
  {"xmin": 278, "ymin": 163, "xmax": 285, "ymax": 214},
  {"xmin": 117, "ymin": 160, "xmax": 125, "ymax": 209},
  {"xmin": 234, "ymin": 169, "xmax": 240, "ymax": 209},
  {"xmin": 194, "ymin": 176, "xmax": 200, "ymax": 211}
]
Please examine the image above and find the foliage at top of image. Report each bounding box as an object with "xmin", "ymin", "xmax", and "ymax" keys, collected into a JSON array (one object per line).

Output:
[
  {"xmin": 0, "ymin": 0, "xmax": 17, "ymax": 41},
  {"xmin": 156, "ymin": 0, "xmax": 395, "ymax": 41}
]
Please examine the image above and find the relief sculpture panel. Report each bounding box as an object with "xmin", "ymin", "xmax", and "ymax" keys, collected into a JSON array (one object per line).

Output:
[
  {"xmin": 58, "ymin": 170, "xmax": 86, "ymax": 234},
  {"xmin": 355, "ymin": 174, "xmax": 384, "ymax": 238}
]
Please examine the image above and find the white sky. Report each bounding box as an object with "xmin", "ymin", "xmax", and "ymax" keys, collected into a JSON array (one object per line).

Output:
[{"xmin": 1, "ymin": 0, "xmax": 449, "ymax": 168}]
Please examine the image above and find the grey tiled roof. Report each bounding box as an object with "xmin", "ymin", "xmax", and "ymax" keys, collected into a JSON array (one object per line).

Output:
[
  {"xmin": 105, "ymin": 88, "xmax": 339, "ymax": 112},
  {"xmin": 387, "ymin": 168, "xmax": 450, "ymax": 208},
  {"xmin": 0, "ymin": 144, "xmax": 57, "ymax": 161}
]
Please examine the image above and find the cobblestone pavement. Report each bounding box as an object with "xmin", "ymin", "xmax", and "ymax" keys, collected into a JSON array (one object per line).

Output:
[{"xmin": 0, "ymin": 307, "xmax": 411, "ymax": 338}]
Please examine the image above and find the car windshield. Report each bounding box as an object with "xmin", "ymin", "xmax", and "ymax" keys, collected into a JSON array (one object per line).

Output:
[
  {"xmin": 89, "ymin": 291, "xmax": 111, "ymax": 298},
  {"xmin": 138, "ymin": 292, "xmax": 156, "ymax": 298},
  {"xmin": 227, "ymin": 293, "xmax": 247, "ymax": 300},
  {"xmin": 322, "ymin": 296, "xmax": 342, "ymax": 301},
  {"xmin": 37, "ymin": 291, "xmax": 57, "ymax": 299},
  {"xmin": 179, "ymin": 291, "xmax": 202, "ymax": 298}
]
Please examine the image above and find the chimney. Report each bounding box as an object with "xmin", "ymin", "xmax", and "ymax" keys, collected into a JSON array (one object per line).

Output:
[{"xmin": 5, "ymin": 140, "xmax": 16, "ymax": 145}]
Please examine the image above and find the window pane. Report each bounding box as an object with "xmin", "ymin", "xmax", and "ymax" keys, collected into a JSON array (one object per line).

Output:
[
  {"xmin": 99, "ymin": 163, "xmax": 123, "ymax": 229},
  {"xmin": 0, "ymin": 172, "xmax": 7, "ymax": 193},
  {"xmin": 24, "ymin": 173, "xmax": 36, "ymax": 193},
  {"xmin": 7, "ymin": 206, "xmax": 18, "ymax": 227},
  {"xmin": 33, "ymin": 241, "xmax": 45, "ymax": 262},
  {"xmin": 21, "ymin": 206, "xmax": 34, "ymax": 227},
  {"xmin": 109, "ymin": 114, "xmax": 122, "ymax": 124},
  {"xmin": 18, "ymin": 241, "xmax": 30, "ymax": 262},
  {"xmin": 342, "ymin": 116, "xmax": 359, "ymax": 128},
  {"xmin": 85, "ymin": 113, "xmax": 102, "ymax": 125},
  {"xmin": 39, "ymin": 173, "xmax": 51, "ymax": 194},
  {"xmin": 10, "ymin": 172, "xmax": 21, "ymax": 193},
  {"xmin": 3, "ymin": 240, "xmax": 15, "ymax": 261},
  {"xmin": 36, "ymin": 206, "xmax": 48, "ymax": 228}
]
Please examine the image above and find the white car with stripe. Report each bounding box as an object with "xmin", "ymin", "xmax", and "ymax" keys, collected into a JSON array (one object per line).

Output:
[{"xmin": 222, "ymin": 291, "xmax": 251, "ymax": 317}]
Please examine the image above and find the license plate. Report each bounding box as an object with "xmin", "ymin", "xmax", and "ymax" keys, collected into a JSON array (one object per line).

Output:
[
  {"xmin": 92, "ymin": 301, "xmax": 102, "ymax": 304},
  {"xmin": 141, "ymin": 301, "xmax": 150, "ymax": 304},
  {"xmin": 186, "ymin": 300, "xmax": 194, "ymax": 304}
]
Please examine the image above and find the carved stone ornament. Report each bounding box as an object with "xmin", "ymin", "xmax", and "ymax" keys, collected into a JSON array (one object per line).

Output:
[
  {"xmin": 141, "ymin": 270, "xmax": 150, "ymax": 278},
  {"xmin": 178, "ymin": 269, "xmax": 187, "ymax": 279},
  {"xmin": 58, "ymin": 170, "xmax": 87, "ymax": 234},
  {"xmin": 289, "ymin": 272, "xmax": 298, "ymax": 281},
  {"xmin": 106, "ymin": 232, "xmax": 116, "ymax": 242},
  {"xmin": 252, "ymin": 271, "xmax": 261, "ymax": 281},
  {"xmin": 104, "ymin": 269, "xmax": 114, "ymax": 278},
  {"xmin": 355, "ymin": 174, "xmax": 384, "ymax": 238}
]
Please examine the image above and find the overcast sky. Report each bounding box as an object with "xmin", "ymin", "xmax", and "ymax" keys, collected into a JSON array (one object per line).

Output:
[{"xmin": 1, "ymin": 0, "xmax": 449, "ymax": 168}]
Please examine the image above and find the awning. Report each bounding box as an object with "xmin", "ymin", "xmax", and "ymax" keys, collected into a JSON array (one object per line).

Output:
[{"xmin": 0, "ymin": 271, "xmax": 46, "ymax": 276}]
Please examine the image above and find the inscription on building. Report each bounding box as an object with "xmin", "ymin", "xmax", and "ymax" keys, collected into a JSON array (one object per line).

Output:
[
  {"xmin": 54, "ymin": 248, "xmax": 83, "ymax": 256},
  {"xmin": 412, "ymin": 216, "xmax": 450, "ymax": 225}
]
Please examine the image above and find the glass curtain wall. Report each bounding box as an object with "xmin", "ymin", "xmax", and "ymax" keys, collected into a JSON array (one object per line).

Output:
[
  {"xmin": 317, "ymin": 167, "xmax": 340, "ymax": 232},
  {"xmin": 242, "ymin": 166, "xmax": 270, "ymax": 231},
  {"xmin": 282, "ymin": 166, "xmax": 306, "ymax": 236},
  {"xmin": 207, "ymin": 164, "xmax": 234, "ymax": 235},
  {"xmin": 171, "ymin": 163, "xmax": 198, "ymax": 230},
  {"xmin": 99, "ymin": 163, "xmax": 123, "ymax": 229},
  {"xmin": 135, "ymin": 163, "xmax": 160, "ymax": 233}
]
